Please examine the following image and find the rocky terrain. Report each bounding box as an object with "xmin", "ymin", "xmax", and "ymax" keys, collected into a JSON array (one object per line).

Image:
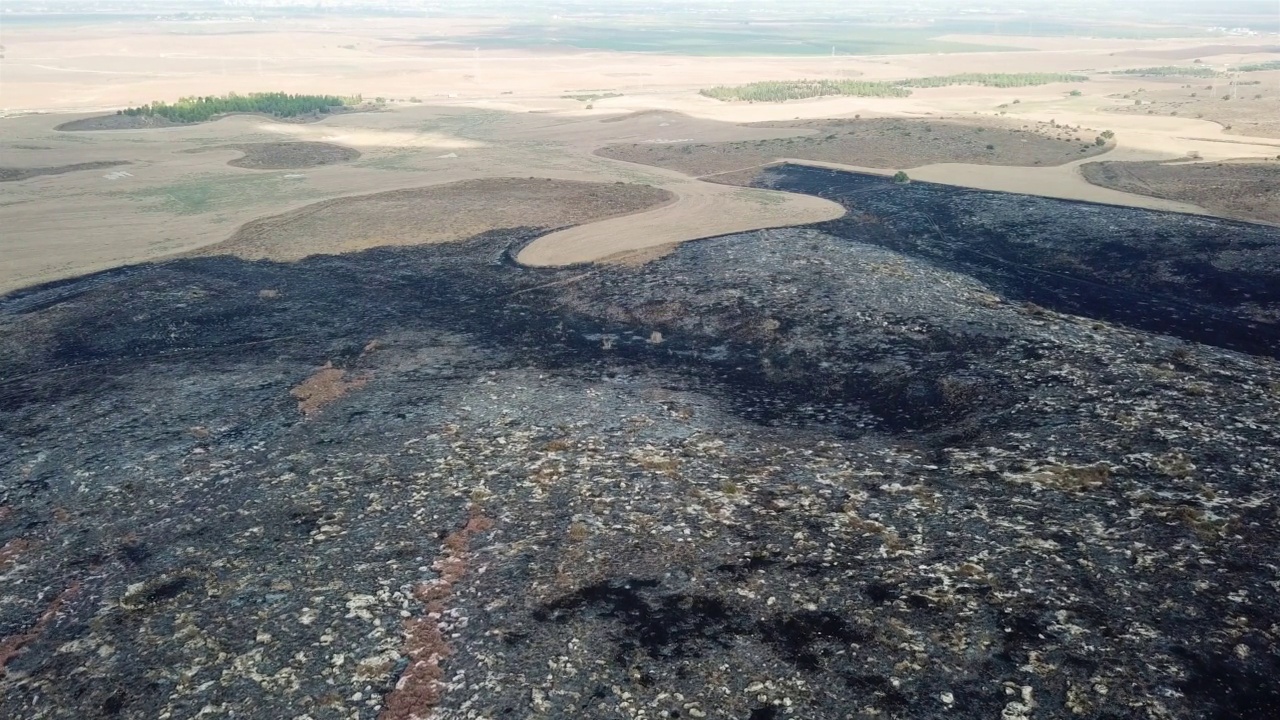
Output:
[{"xmin": 2, "ymin": 168, "xmax": 1278, "ymax": 720}]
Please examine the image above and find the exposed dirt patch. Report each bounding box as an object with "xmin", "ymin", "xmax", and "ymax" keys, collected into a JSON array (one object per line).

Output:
[
  {"xmin": 599, "ymin": 109, "xmax": 668, "ymax": 124},
  {"xmin": 383, "ymin": 510, "xmax": 493, "ymax": 720},
  {"xmin": 290, "ymin": 361, "xmax": 370, "ymax": 417},
  {"xmin": 197, "ymin": 141, "xmax": 361, "ymax": 170},
  {"xmin": 0, "ymin": 582, "xmax": 81, "ymax": 677},
  {"xmin": 597, "ymin": 117, "xmax": 1112, "ymax": 177},
  {"xmin": 1081, "ymin": 159, "xmax": 1280, "ymax": 224},
  {"xmin": 0, "ymin": 539, "xmax": 33, "ymax": 572},
  {"xmin": 206, "ymin": 178, "xmax": 674, "ymax": 261},
  {"xmin": 0, "ymin": 161, "xmax": 130, "ymax": 182}
]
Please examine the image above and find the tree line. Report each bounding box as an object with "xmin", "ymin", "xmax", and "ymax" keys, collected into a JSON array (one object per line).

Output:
[
  {"xmin": 1108, "ymin": 66, "xmax": 1221, "ymax": 78},
  {"xmin": 701, "ymin": 73, "xmax": 1087, "ymax": 102},
  {"xmin": 700, "ymin": 80, "xmax": 911, "ymax": 102},
  {"xmin": 1237, "ymin": 60, "xmax": 1280, "ymax": 73},
  {"xmin": 117, "ymin": 92, "xmax": 362, "ymax": 123},
  {"xmin": 899, "ymin": 73, "xmax": 1088, "ymax": 88}
]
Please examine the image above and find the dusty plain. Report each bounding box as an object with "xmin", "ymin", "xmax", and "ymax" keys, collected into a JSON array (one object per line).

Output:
[{"xmin": 2, "ymin": 19, "xmax": 1279, "ymax": 289}]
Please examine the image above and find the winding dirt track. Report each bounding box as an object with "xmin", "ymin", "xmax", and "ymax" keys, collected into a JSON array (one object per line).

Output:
[{"xmin": 517, "ymin": 178, "xmax": 846, "ymax": 266}]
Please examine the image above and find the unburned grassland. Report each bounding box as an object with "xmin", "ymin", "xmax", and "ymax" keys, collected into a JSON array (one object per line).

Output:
[
  {"xmin": 205, "ymin": 178, "xmax": 675, "ymax": 261},
  {"xmin": 1080, "ymin": 159, "xmax": 1280, "ymax": 224},
  {"xmin": 597, "ymin": 118, "xmax": 1112, "ymax": 177}
]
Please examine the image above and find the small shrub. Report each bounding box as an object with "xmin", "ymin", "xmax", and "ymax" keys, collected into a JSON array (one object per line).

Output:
[{"xmin": 892, "ymin": 170, "xmax": 910, "ymax": 184}]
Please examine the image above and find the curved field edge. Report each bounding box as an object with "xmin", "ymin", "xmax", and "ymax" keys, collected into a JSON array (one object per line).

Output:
[
  {"xmin": 200, "ymin": 178, "xmax": 678, "ymax": 262},
  {"xmin": 593, "ymin": 117, "xmax": 1115, "ymax": 179},
  {"xmin": 515, "ymin": 179, "xmax": 846, "ymax": 267}
]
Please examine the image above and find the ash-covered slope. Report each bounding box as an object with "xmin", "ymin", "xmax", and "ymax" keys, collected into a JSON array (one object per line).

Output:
[
  {"xmin": 1, "ymin": 175, "xmax": 1278, "ymax": 720},
  {"xmin": 744, "ymin": 164, "xmax": 1280, "ymax": 357}
]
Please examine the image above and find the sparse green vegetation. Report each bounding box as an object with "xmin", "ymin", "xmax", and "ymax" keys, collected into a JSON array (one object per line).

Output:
[
  {"xmin": 1110, "ymin": 66, "xmax": 1220, "ymax": 78},
  {"xmin": 119, "ymin": 92, "xmax": 360, "ymax": 123},
  {"xmin": 701, "ymin": 73, "xmax": 1087, "ymax": 102},
  {"xmin": 700, "ymin": 80, "xmax": 910, "ymax": 102},
  {"xmin": 899, "ymin": 72, "xmax": 1087, "ymax": 89},
  {"xmin": 893, "ymin": 171, "xmax": 910, "ymax": 184},
  {"xmin": 1236, "ymin": 60, "xmax": 1280, "ymax": 72}
]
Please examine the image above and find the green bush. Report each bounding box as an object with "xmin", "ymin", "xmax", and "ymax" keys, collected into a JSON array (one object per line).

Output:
[{"xmin": 892, "ymin": 171, "xmax": 910, "ymax": 184}]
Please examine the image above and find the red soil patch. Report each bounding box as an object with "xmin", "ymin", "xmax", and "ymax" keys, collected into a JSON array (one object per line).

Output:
[
  {"xmin": 0, "ymin": 582, "xmax": 82, "ymax": 676},
  {"xmin": 381, "ymin": 509, "xmax": 494, "ymax": 720},
  {"xmin": 0, "ymin": 538, "xmax": 32, "ymax": 571},
  {"xmin": 290, "ymin": 362, "xmax": 370, "ymax": 417}
]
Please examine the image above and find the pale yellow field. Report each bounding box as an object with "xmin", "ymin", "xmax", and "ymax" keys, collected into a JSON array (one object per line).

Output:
[{"xmin": 2, "ymin": 18, "xmax": 1278, "ymax": 292}]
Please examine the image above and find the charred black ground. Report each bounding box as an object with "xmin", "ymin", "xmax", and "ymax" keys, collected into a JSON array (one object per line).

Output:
[
  {"xmin": 744, "ymin": 165, "xmax": 1280, "ymax": 358},
  {"xmin": 1, "ymin": 168, "xmax": 1278, "ymax": 720}
]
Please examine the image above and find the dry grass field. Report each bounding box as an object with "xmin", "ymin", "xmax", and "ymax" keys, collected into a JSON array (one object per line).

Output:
[
  {"xmin": 1099, "ymin": 71, "xmax": 1280, "ymax": 139},
  {"xmin": 1081, "ymin": 159, "xmax": 1280, "ymax": 224},
  {"xmin": 208, "ymin": 178, "xmax": 674, "ymax": 261},
  {"xmin": 1, "ymin": 17, "xmax": 1278, "ymax": 291},
  {"xmin": 597, "ymin": 117, "xmax": 1114, "ymax": 178}
]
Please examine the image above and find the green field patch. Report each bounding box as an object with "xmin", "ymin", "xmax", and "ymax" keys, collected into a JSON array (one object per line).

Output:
[{"xmin": 120, "ymin": 173, "xmax": 319, "ymax": 215}]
